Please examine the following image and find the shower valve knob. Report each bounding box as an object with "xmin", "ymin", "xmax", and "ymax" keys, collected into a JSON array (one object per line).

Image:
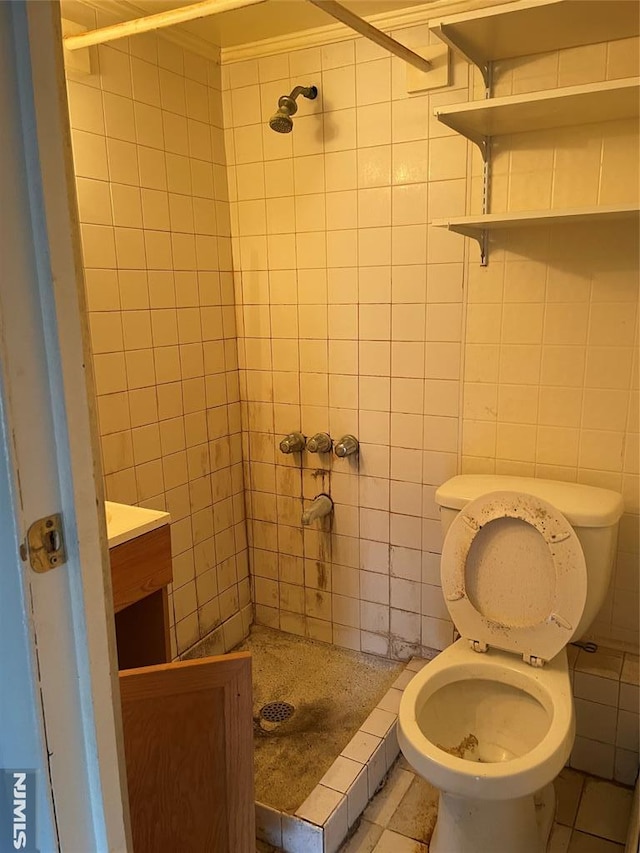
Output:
[
  {"xmin": 279, "ymin": 432, "xmax": 306, "ymax": 454},
  {"xmin": 307, "ymin": 432, "xmax": 332, "ymax": 453},
  {"xmin": 334, "ymin": 435, "xmax": 359, "ymax": 458}
]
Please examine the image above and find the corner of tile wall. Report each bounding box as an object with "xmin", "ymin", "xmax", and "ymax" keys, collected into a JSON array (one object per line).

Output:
[
  {"xmin": 64, "ymin": 19, "xmax": 250, "ymax": 656},
  {"xmin": 569, "ymin": 646, "xmax": 639, "ymax": 785}
]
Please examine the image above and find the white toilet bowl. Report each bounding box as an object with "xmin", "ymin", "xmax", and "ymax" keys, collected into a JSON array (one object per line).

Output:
[
  {"xmin": 398, "ymin": 475, "xmax": 623, "ymax": 853},
  {"xmin": 399, "ymin": 639, "xmax": 574, "ymax": 852}
]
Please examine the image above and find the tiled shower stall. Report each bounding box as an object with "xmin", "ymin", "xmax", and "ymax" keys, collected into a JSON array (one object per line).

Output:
[{"xmin": 62, "ymin": 0, "xmax": 639, "ymax": 783}]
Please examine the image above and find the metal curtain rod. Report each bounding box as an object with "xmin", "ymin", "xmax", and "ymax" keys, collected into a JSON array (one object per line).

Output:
[
  {"xmin": 63, "ymin": 0, "xmax": 268, "ymax": 51},
  {"xmin": 306, "ymin": 0, "xmax": 432, "ymax": 72}
]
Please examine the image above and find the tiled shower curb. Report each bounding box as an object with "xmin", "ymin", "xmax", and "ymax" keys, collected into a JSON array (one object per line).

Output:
[{"xmin": 255, "ymin": 657, "xmax": 427, "ymax": 853}]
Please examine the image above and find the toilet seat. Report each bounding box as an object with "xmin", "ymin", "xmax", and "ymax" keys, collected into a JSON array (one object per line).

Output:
[
  {"xmin": 398, "ymin": 639, "xmax": 575, "ymax": 801},
  {"xmin": 441, "ymin": 490, "xmax": 587, "ymax": 664}
]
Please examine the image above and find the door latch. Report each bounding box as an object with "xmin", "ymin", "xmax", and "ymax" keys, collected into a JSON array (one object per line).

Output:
[{"xmin": 22, "ymin": 514, "xmax": 67, "ymax": 573}]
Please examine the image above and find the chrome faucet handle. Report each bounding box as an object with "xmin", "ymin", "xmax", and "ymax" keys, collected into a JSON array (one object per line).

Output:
[
  {"xmin": 307, "ymin": 432, "xmax": 332, "ymax": 453},
  {"xmin": 334, "ymin": 434, "xmax": 359, "ymax": 458},
  {"xmin": 279, "ymin": 432, "xmax": 306, "ymax": 454}
]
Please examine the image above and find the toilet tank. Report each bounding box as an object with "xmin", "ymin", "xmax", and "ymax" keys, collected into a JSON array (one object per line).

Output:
[{"xmin": 435, "ymin": 475, "xmax": 624, "ymax": 640}]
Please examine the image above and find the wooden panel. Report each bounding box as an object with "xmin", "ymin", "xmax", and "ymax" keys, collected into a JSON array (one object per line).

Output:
[
  {"xmin": 114, "ymin": 588, "xmax": 171, "ymax": 669},
  {"xmin": 119, "ymin": 653, "xmax": 254, "ymax": 853},
  {"xmin": 110, "ymin": 525, "xmax": 172, "ymax": 612}
]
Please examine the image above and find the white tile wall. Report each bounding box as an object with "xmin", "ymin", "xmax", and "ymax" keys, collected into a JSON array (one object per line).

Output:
[
  {"xmin": 465, "ymin": 41, "xmax": 640, "ymax": 652},
  {"xmin": 64, "ymin": 2, "xmax": 638, "ymax": 667},
  {"xmin": 569, "ymin": 647, "xmax": 639, "ymax": 784},
  {"xmin": 224, "ymin": 27, "xmax": 639, "ymax": 658},
  {"xmin": 63, "ymin": 1, "xmax": 250, "ymax": 655}
]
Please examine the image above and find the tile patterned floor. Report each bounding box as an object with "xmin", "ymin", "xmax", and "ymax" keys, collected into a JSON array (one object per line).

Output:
[
  {"xmin": 337, "ymin": 758, "xmax": 634, "ymax": 853},
  {"xmin": 258, "ymin": 756, "xmax": 635, "ymax": 853}
]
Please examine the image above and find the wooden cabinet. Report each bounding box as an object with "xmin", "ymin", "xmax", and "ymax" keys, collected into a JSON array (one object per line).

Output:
[
  {"xmin": 110, "ymin": 525, "xmax": 173, "ymax": 669},
  {"xmin": 109, "ymin": 522, "xmax": 256, "ymax": 852},
  {"xmin": 119, "ymin": 654, "xmax": 255, "ymax": 853}
]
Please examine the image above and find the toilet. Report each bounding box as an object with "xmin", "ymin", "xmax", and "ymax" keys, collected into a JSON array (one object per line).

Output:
[{"xmin": 398, "ymin": 474, "xmax": 624, "ymax": 853}]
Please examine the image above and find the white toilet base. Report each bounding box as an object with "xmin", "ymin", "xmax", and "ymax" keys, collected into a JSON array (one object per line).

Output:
[
  {"xmin": 430, "ymin": 783, "xmax": 556, "ymax": 853},
  {"xmin": 535, "ymin": 782, "xmax": 556, "ymax": 849}
]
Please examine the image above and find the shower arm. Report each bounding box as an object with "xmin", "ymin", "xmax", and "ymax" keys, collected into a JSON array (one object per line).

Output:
[
  {"xmin": 289, "ymin": 86, "xmax": 315, "ymax": 101},
  {"xmin": 306, "ymin": 0, "xmax": 432, "ymax": 73}
]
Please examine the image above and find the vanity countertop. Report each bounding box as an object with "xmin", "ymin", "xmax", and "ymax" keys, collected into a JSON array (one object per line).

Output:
[{"xmin": 105, "ymin": 501, "xmax": 171, "ymax": 549}]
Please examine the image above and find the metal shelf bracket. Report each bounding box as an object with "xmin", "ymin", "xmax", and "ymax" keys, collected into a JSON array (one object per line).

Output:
[
  {"xmin": 451, "ymin": 225, "xmax": 488, "ymax": 266},
  {"xmin": 434, "ymin": 21, "xmax": 490, "ymax": 87},
  {"xmin": 478, "ymin": 63, "xmax": 493, "ymax": 265},
  {"xmin": 434, "ymin": 115, "xmax": 488, "ymax": 159}
]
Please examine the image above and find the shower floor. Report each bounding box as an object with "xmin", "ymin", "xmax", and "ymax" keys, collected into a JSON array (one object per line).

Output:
[{"xmin": 233, "ymin": 625, "xmax": 402, "ymax": 813}]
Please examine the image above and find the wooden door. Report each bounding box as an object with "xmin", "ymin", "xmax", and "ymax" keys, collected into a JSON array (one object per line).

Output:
[{"xmin": 119, "ymin": 653, "xmax": 254, "ymax": 853}]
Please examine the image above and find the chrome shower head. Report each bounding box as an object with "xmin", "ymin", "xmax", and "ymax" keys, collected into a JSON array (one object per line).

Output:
[
  {"xmin": 268, "ymin": 85, "xmax": 318, "ymax": 133},
  {"xmin": 269, "ymin": 109, "xmax": 294, "ymax": 134}
]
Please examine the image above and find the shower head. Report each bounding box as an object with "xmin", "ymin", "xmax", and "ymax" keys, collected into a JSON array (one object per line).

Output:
[
  {"xmin": 269, "ymin": 110, "xmax": 294, "ymax": 134},
  {"xmin": 269, "ymin": 85, "xmax": 318, "ymax": 133}
]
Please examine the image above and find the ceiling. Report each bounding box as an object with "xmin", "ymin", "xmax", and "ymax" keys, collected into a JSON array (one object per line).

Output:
[{"xmin": 95, "ymin": 0, "xmax": 436, "ymax": 49}]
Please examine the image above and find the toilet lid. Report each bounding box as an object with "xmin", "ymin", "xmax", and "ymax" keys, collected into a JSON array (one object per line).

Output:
[{"xmin": 441, "ymin": 490, "xmax": 587, "ymax": 663}]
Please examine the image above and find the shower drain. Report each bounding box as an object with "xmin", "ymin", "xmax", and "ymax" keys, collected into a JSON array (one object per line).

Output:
[{"xmin": 260, "ymin": 701, "xmax": 295, "ymax": 723}]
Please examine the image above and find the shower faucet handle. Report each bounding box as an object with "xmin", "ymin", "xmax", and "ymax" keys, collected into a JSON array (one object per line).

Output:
[
  {"xmin": 279, "ymin": 432, "xmax": 306, "ymax": 454},
  {"xmin": 334, "ymin": 435, "xmax": 359, "ymax": 458},
  {"xmin": 307, "ymin": 432, "xmax": 332, "ymax": 453}
]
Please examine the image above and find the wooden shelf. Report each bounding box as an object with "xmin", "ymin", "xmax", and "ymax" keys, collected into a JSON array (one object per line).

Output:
[
  {"xmin": 430, "ymin": 0, "xmax": 640, "ymax": 263},
  {"xmin": 435, "ymin": 78, "xmax": 640, "ymax": 153},
  {"xmin": 430, "ymin": 0, "xmax": 640, "ymax": 84},
  {"xmin": 434, "ymin": 204, "xmax": 640, "ymax": 233},
  {"xmin": 433, "ymin": 205, "xmax": 640, "ymax": 263}
]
